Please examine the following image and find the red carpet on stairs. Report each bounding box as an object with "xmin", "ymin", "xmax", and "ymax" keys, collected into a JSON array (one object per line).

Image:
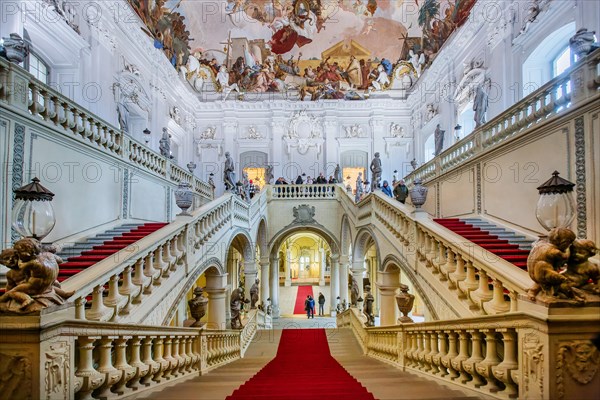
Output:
[
  {"xmin": 57, "ymin": 222, "xmax": 168, "ymax": 282},
  {"xmin": 293, "ymin": 285, "xmax": 314, "ymax": 314},
  {"xmin": 434, "ymin": 219, "xmax": 530, "ymax": 270},
  {"xmin": 226, "ymin": 329, "xmax": 376, "ymax": 400}
]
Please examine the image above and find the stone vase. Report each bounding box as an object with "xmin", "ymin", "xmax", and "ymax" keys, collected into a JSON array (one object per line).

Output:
[
  {"xmin": 409, "ymin": 179, "xmax": 428, "ymax": 208},
  {"xmin": 187, "ymin": 161, "xmax": 197, "ymax": 174},
  {"xmin": 569, "ymin": 28, "xmax": 597, "ymax": 59},
  {"xmin": 3, "ymin": 33, "xmax": 29, "ymax": 63},
  {"xmin": 395, "ymin": 285, "xmax": 415, "ymax": 323},
  {"xmin": 175, "ymin": 181, "xmax": 193, "ymax": 216}
]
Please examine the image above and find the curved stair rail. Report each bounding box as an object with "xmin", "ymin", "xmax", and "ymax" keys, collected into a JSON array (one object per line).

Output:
[
  {"xmin": 405, "ymin": 48, "xmax": 600, "ymax": 185},
  {"xmin": 61, "ymin": 195, "xmax": 234, "ymax": 323},
  {"xmin": 239, "ymin": 309, "xmax": 273, "ymax": 357},
  {"xmin": 0, "ymin": 318, "xmax": 244, "ymax": 400},
  {"xmin": 338, "ymin": 307, "xmax": 599, "ymax": 400},
  {"xmin": 0, "ymin": 58, "xmax": 213, "ymax": 201},
  {"xmin": 339, "ymin": 190, "xmax": 532, "ymax": 316}
]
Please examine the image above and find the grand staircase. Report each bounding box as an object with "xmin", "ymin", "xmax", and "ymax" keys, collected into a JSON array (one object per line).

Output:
[
  {"xmin": 434, "ymin": 217, "xmax": 534, "ymax": 270},
  {"xmin": 57, "ymin": 222, "xmax": 168, "ymax": 282}
]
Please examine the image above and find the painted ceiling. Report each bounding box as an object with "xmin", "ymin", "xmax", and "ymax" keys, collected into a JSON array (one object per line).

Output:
[{"xmin": 131, "ymin": 0, "xmax": 477, "ymax": 68}]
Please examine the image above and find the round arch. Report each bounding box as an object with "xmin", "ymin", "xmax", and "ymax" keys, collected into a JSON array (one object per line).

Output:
[
  {"xmin": 225, "ymin": 229, "xmax": 255, "ymax": 261},
  {"xmin": 255, "ymin": 218, "xmax": 268, "ymax": 257},
  {"xmin": 352, "ymin": 227, "xmax": 381, "ymax": 267},
  {"xmin": 160, "ymin": 257, "xmax": 225, "ymax": 325},
  {"xmin": 268, "ymin": 225, "xmax": 341, "ymax": 257},
  {"xmin": 340, "ymin": 214, "xmax": 353, "ymax": 257}
]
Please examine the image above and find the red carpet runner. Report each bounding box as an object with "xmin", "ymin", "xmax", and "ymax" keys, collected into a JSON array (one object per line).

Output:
[
  {"xmin": 293, "ymin": 285, "xmax": 314, "ymax": 314},
  {"xmin": 58, "ymin": 222, "xmax": 168, "ymax": 282},
  {"xmin": 226, "ymin": 329, "xmax": 376, "ymax": 400},
  {"xmin": 434, "ymin": 218, "xmax": 530, "ymax": 270}
]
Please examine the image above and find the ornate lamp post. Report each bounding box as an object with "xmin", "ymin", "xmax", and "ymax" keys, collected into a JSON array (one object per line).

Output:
[
  {"xmin": 454, "ymin": 124, "xmax": 462, "ymax": 143},
  {"xmin": 12, "ymin": 177, "xmax": 56, "ymax": 240},
  {"xmin": 143, "ymin": 128, "xmax": 151, "ymax": 144},
  {"xmin": 535, "ymin": 171, "xmax": 575, "ymax": 232}
]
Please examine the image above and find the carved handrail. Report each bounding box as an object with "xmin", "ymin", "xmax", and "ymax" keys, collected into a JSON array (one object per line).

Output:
[
  {"xmin": 240, "ymin": 309, "xmax": 258, "ymax": 357},
  {"xmin": 338, "ymin": 307, "xmax": 599, "ymax": 400},
  {"xmin": 267, "ymin": 184, "xmax": 338, "ymax": 199},
  {"xmin": 339, "ymin": 190, "xmax": 530, "ymax": 315},
  {"xmin": 4, "ymin": 318, "xmax": 242, "ymax": 399},
  {"xmin": 405, "ymin": 47, "xmax": 600, "ymax": 184},
  {"xmin": 61, "ymin": 194, "xmax": 234, "ymax": 323},
  {"xmin": 0, "ymin": 58, "xmax": 212, "ymax": 200}
]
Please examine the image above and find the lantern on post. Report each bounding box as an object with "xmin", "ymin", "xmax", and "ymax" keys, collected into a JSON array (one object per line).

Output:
[
  {"xmin": 12, "ymin": 177, "xmax": 56, "ymax": 240},
  {"xmin": 535, "ymin": 171, "xmax": 576, "ymax": 232}
]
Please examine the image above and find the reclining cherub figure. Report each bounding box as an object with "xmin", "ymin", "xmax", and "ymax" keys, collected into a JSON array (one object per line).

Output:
[
  {"xmin": 563, "ymin": 239, "xmax": 600, "ymax": 294},
  {"xmin": 0, "ymin": 238, "xmax": 74, "ymax": 311}
]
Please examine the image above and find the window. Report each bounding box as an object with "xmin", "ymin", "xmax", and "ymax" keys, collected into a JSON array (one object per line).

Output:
[
  {"xmin": 26, "ymin": 52, "xmax": 49, "ymax": 84},
  {"xmin": 552, "ymin": 46, "xmax": 572, "ymax": 78}
]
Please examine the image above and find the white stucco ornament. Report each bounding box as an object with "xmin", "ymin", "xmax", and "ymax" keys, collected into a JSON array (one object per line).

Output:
[{"xmin": 285, "ymin": 110, "xmax": 324, "ymax": 155}]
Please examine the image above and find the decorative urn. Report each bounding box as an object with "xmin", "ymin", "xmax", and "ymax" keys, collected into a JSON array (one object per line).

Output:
[
  {"xmin": 409, "ymin": 178, "xmax": 429, "ymax": 208},
  {"xmin": 569, "ymin": 28, "xmax": 597, "ymax": 59},
  {"xmin": 174, "ymin": 181, "xmax": 193, "ymax": 216},
  {"xmin": 395, "ymin": 284, "xmax": 415, "ymax": 323},
  {"xmin": 188, "ymin": 287, "xmax": 208, "ymax": 327},
  {"xmin": 187, "ymin": 161, "xmax": 197, "ymax": 174},
  {"xmin": 2, "ymin": 33, "xmax": 29, "ymax": 63}
]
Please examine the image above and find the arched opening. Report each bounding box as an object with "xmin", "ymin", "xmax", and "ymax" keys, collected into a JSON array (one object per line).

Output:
[
  {"xmin": 522, "ymin": 22, "xmax": 576, "ymax": 96},
  {"xmin": 225, "ymin": 232, "xmax": 256, "ymax": 324},
  {"xmin": 378, "ymin": 260, "xmax": 426, "ymax": 326},
  {"xmin": 269, "ymin": 226, "xmax": 340, "ymax": 317},
  {"xmin": 351, "ymin": 229, "xmax": 380, "ymax": 312}
]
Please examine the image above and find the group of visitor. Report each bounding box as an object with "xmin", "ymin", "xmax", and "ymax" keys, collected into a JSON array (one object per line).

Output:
[
  {"xmin": 304, "ymin": 292, "xmax": 326, "ymax": 318},
  {"xmin": 274, "ymin": 173, "xmax": 339, "ymax": 185}
]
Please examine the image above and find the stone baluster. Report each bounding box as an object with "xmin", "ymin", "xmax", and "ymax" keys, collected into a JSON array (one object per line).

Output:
[
  {"xmin": 171, "ymin": 337, "xmax": 183, "ymax": 377},
  {"xmin": 462, "ymin": 330, "xmax": 486, "ymax": 388},
  {"xmin": 143, "ymin": 252, "xmax": 159, "ymax": 284},
  {"xmin": 420, "ymin": 331, "xmax": 432, "ymax": 372},
  {"xmin": 450, "ymin": 331, "xmax": 471, "ymax": 384},
  {"xmin": 86, "ymin": 285, "xmax": 110, "ymax": 321},
  {"xmin": 74, "ymin": 337, "xmax": 104, "ymax": 400},
  {"xmin": 492, "ymin": 329, "xmax": 519, "ymax": 398},
  {"xmin": 169, "ymin": 239, "xmax": 180, "ymax": 270},
  {"xmin": 444, "ymin": 249, "xmax": 457, "ymax": 276},
  {"xmin": 471, "ymin": 268, "xmax": 493, "ymax": 305},
  {"xmin": 441, "ymin": 331, "xmax": 460, "ymax": 379},
  {"xmin": 112, "ymin": 337, "xmax": 136, "ymax": 395},
  {"xmin": 126, "ymin": 336, "xmax": 149, "ymax": 391},
  {"xmin": 132, "ymin": 258, "xmax": 149, "ymax": 289},
  {"xmin": 451, "ymin": 255, "xmax": 467, "ymax": 295},
  {"xmin": 95, "ymin": 336, "xmax": 123, "ymax": 399},
  {"xmin": 140, "ymin": 337, "xmax": 159, "ymax": 386},
  {"xmin": 104, "ymin": 274, "xmax": 124, "ymax": 311},
  {"xmin": 433, "ymin": 332, "xmax": 447, "ymax": 377},
  {"xmin": 163, "ymin": 336, "xmax": 177, "ymax": 380},
  {"xmin": 425, "ymin": 330, "xmax": 439, "ymax": 375},
  {"xmin": 435, "ymin": 241, "xmax": 446, "ymax": 273},
  {"xmin": 487, "ymin": 279, "xmax": 510, "ymax": 314},
  {"xmin": 119, "ymin": 266, "xmax": 138, "ymax": 310},
  {"xmin": 476, "ymin": 329, "xmax": 502, "ymax": 393},
  {"xmin": 152, "ymin": 337, "xmax": 169, "ymax": 383},
  {"xmin": 414, "ymin": 332, "xmax": 424, "ymax": 370}
]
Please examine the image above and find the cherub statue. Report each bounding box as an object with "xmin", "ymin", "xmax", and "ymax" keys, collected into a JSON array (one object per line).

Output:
[
  {"xmin": 527, "ymin": 228, "xmax": 582, "ymax": 302},
  {"xmin": 563, "ymin": 239, "xmax": 599, "ymax": 294},
  {"xmin": 0, "ymin": 238, "xmax": 73, "ymax": 313}
]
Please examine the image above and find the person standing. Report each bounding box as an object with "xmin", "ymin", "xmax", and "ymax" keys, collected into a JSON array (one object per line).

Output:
[
  {"xmin": 318, "ymin": 292, "xmax": 325, "ymax": 316},
  {"xmin": 305, "ymin": 295, "xmax": 311, "ymax": 319},
  {"xmin": 393, "ymin": 180, "xmax": 409, "ymax": 204},
  {"xmin": 381, "ymin": 180, "xmax": 393, "ymax": 197},
  {"xmin": 309, "ymin": 295, "xmax": 315, "ymax": 318}
]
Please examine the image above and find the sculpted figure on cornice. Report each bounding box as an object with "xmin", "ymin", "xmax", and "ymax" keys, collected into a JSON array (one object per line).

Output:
[
  {"xmin": 389, "ymin": 123, "xmax": 405, "ymax": 137},
  {"xmin": 246, "ymin": 126, "xmax": 264, "ymax": 139},
  {"xmin": 425, "ymin": 103, "xmax": 438, "ymax": 123},
  {"xmin": 169, "ymin": 106, "xmax": 182, "ymax": 125},
  {"xmin": 344, "ymin": 124, "xmax": 365, "ymax": 138}
]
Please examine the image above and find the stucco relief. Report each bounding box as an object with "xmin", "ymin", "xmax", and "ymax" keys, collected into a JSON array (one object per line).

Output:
[
  {"xmin": 556, "ymin": 340, "xmax": 600, "ymax": 399},
  {"xmin": 0, "ymin": 352, "xmax": 32, "ymax": 399},
  {"xmin": 44, "ymin": 341, "xmax": 71, "ymax": 400},
  {"xmin": 522, "ymin": 334, "xmax": 544, "ymax": 399}
]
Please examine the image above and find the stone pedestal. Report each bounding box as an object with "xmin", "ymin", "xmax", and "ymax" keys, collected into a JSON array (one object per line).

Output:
[
  {"xmin": 205, "ymin": 271, "xmax": 228, "ymax": 330},
  {"xmin": 259, "ymin": 258, "xmax": 270, "ymax": 306},
  {"xmin": 330, "ymin": 254, "xmax": 340, "ymax": 316}
]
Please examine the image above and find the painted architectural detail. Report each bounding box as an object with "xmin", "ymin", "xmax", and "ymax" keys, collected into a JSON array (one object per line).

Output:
[
  {"xmin": 44, "ymin": 341, "xmax": 71, "ymax": 400},
  {"xmin": 122, "ymin": 169, "xmax": 129, "ymax": 219},
  {"xmin": 575, "ymin": 117, "xmax": 587, "ymax": 238},
  {"xmin": 476, "ymin": 163, "xmax": 482, "ymax": 214},
  {"xmin": 292, "ymin": 204, "xmax": 316, "ymax": 224}
]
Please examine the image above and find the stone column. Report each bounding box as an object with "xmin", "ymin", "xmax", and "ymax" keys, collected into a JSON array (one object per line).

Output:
[
  {"xmin": 339, "ymin": 255, "xmax": 349, "ymax": 305},
  {"xmin": 378, "ymin": 270, "xmax": 400, "ymax": 326},
  {"xmin": 259, "ymin": 257, "xmax": 270, "ymax": 305},
  {"xmin": 284, "ymin": 249, "xmax": 291, "ymax": 286},
  {"xmin": 205, "ymin": 272, "xmax": 228, "ymax": 330},
  {"xmin": 319, "ymin": 248, "xmax": 326, "ymax": 286},
  {"xmin": 244, "ymin": 260, "xmax": 257, "ymax": 302},
  {"xmin": 270, "ymin": 254, "xmax": 280, "ymax": 317},
  {"xmin": 352, "ymin": 260, "xmax": 366, "ymax": 301},
  {"xmin": 330, "ymin": 254, "xmax": 340, "ymax": 315}
]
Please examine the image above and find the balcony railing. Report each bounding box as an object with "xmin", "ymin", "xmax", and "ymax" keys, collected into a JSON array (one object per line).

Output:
[
  {"xmin": 267, "ymin": 184, "xmax": 338, "ymax": 199},
  {"xmin": 405, "ymin": 48, "xmax": 600, "ymax": 184},
  {"xmin": 0, "ymin": 58, "xmax": 213, "ymax": 200}
]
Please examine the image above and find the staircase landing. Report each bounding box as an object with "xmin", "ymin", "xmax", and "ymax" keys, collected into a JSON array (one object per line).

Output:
[{"xmin": 131, "ymin": 328, "xmax": 490, "ymax": 400}]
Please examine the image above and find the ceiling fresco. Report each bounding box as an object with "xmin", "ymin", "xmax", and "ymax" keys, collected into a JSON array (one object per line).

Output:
[{"xmin": 129, "ymin": 0, "xmax": 477, "ymax": 100}]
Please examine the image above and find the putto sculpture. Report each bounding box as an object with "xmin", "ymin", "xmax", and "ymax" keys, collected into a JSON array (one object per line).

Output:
[
  {"xmin": 0, "ymin": 238, "xmax": 74, "ymax": 313},
  {"xmin": 527, "ymin": 227, "xmax": 599, "ymax": 303},
  {"xmin": 230, "ymin": 287, "xmax": 248, "ymax": 329}
]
